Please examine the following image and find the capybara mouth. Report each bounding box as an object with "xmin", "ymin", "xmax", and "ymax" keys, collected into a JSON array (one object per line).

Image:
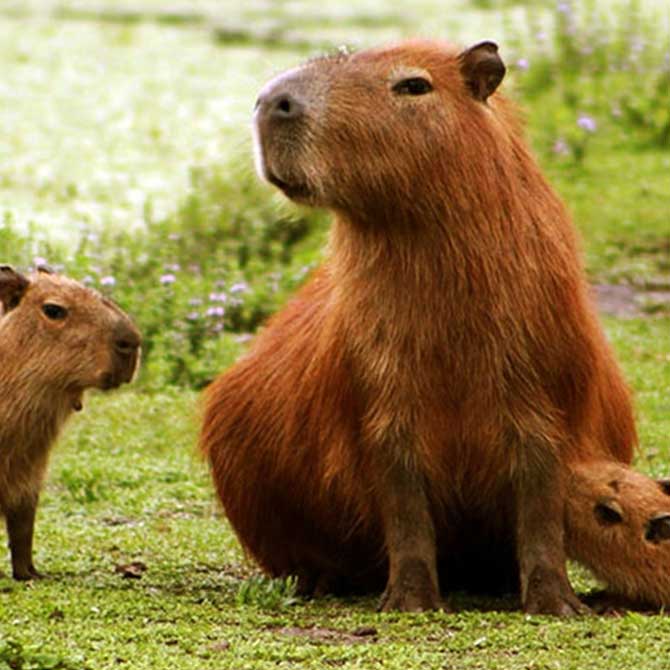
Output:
[
  {"xmin": 267, "ymin": 172, "xmax": 312, "ymax": 200},
  {"xmin": 98, "ymin": 369, "xmax": 135, "ymax": 391},
  {"xmin": 98, "ymin": 374, "xmax": 122, "ymax": 391}
]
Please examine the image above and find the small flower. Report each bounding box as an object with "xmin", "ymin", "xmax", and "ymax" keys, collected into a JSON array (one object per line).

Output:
[
  {"xmin": 168, "ymin": 233, "xmax": 181, "ymax": 241},
  {"xmin": 186, "ymin": 311, "xmax": 200, "ymax": 321},
  {"xmin": 100, "ymin": 276, "xmax": 116, "ymax": 287},
  {"xmin": 33, "ymin": 256, "xmax": 48, "ymax": 268},
  {"xmin": 164, "ymin": 263, "xmax": 181, "ymax": 272},
  {"xmin": 209, "ymin": 291, "xmax": 227, "ymax": 303},
  {"xmin": 235, "ymin": 334, "xmax": 253, "ymax": 344},
  {"xmin": 577, "ymin": 114, "xmax": 597, "ymax": 133},
  {"xmin": 515, "ymin": 58, "xmax": 529, "ymax": 71},
  {"xmin": 82, "ymin": 275, "xmax": 95, "ymax": 285},
  {"xmin": 206, "ymin": 306, "xmax": 225, "ymax": 318},
  {"xmin": 553, "ymin": 138, "xmax": 570, "ymax": 155},
  {"xmin": 188, "ymin": 298, "xmax": 203, "ymax": 307},
  {"xmin": 230, "ymin": 281, "xmax": 249, "ymax": 295},
  {"xmin": 160, "ymin": 273, "xmax": 176, "ymax": 285}
]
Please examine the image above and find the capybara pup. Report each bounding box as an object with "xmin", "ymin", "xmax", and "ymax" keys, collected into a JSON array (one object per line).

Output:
[
  {"xmin": 566, "ymin": 461, "xmax": 670, "ymax": 608},
  {"xmin": 201, "ymin": 39, "xmax": 636, "ymax": 615},
  {"xmin": 0, "ymin": 265, "xmax": 140, "ymax": 579}
]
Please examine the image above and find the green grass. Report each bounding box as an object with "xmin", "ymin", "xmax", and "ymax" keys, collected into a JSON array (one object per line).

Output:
[
  {"xmin": 1, "ymin": 0, "xmax": 669, "ymax": 668},
  {"xmin": 1, "ymin": 317, "xmax": 669, "ymax": 669}
]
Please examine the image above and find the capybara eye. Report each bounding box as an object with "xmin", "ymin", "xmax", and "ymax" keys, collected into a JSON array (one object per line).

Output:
[
  {"xmin": 42, "ymin": 303, "xmax": 68, "ymax": 320},
  {"xmin": 392, "ymin": 77, "xmax": 433, "ymax": 96}
]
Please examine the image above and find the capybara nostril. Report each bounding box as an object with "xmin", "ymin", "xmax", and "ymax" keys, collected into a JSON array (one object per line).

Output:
[
  {"xmin": 267, "ymin": 92, "xmax": 305, "ymax": 121},
  {"xmin": 113, "ymin": 319, "xmax": 141, "ymax": 356},
  {"xmin": 115, "ymin": 335, "xmax": 140, "ymax": 356}
]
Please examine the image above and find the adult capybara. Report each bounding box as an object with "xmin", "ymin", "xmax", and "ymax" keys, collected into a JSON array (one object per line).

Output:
[
  {"xmin": 200, "ymin": 39, "xmax": 637, "ymax": 615},
  {"xmin": 0, "ymin": 265, "xmax": 140, "ymax": 579},
  {"xmin": 566, "ymin": 461, "xmax": 670, "ymax": 609}
]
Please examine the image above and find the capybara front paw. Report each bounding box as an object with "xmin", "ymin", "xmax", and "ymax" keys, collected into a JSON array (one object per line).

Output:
[
  {"xmin": 12, "ymin": 564, "xmax": 43, "ymax": 581},
  {"xmin": 523, "ymin": 568, "xmax": 590, "ymax": 616},
  {"xmin": 378, "ymin": 559, "xmax": 448, "ymax": 613}
]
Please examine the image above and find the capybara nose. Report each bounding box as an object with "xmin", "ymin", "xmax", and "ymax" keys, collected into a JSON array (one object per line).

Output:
[
  {"xmin": 257, "ymin": 90, "xmax": 305, "ymax": 123},
  {"xmin": 114, "ymin": 324, "xmax": 141, "ymax": 357}
]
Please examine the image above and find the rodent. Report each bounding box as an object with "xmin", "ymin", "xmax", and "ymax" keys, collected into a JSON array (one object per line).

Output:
[
  {"xmin": 201, "ymin": 39, "xmax": 636, "ymax": 615},
  {"xmin": 0, "ymin": 265, "xmax": 140, "ymax": 579}
]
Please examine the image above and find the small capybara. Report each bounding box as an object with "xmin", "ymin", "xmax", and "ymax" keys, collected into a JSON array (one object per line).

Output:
[
  {"xmin": 200, "ymin": 39, "xmax": 637, "ymax": 615},
  {"xmin": 0, "ymin": 265, "xmax": 140, "ymax": 579},
  {"xmin": 566, "ymin": 461, "xmax": 670, "ymax": 608}
]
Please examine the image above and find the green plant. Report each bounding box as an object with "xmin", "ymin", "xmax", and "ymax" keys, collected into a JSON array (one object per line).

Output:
[{"xmin": 236, "ymin": 575, "xmax": 299, "ymax": 610}]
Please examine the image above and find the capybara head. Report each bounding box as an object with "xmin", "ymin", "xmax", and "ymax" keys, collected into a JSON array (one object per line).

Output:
[
  {"xmin": 566, "ymin": 461, "xmax": 670, "ymax": 607},
  {"xmin": 0, "ymin": 265, "xmax": 141, "ymax": 402},
  {"xmin": 253, "ymin": 40, "xmax": 506, "ymax": 216}
]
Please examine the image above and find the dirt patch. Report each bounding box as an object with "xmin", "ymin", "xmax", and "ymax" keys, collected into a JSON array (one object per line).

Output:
[
  {"xmin": 593, "ymin": 284, "xmax": 670, "ymax": 318},
  {"xmin": 275, "ymin": 625, "xmax": 378, "ymax": 645}
]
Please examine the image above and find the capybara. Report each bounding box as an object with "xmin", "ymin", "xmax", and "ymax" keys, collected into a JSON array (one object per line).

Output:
[
  {"xmin": 200, "ymin": 39, "xmax": 637, "ymax": 615},
  {"xmin": 0, "ymin": 265, "xmax": 140, "ymax": 579},
  {"xmin": 566, "ymin": 461, "xmax": 670, "ymax": 608}
]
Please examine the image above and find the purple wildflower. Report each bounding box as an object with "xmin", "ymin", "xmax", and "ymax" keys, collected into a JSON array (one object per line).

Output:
[
  {"xmin": 577, "ymin": 114, "xmax": 597, "ymax": 133},
  {"xmin": 516, "ymin": 58, "xmax": 529, "ymax": 71},
  {"xmin": 164, "ymin": 263, "xmax": 181, "ymax": 272},
  {"xmin": 206, "ymin": 306, "xmax": 225, "ymax": 318},
  {"xmin": 230, "ymin": 281, "xmax": 249, "ymax": 295},
  {"xmin": 209, "ymin": 291, "xmax": 227, "ymax": 303},
  {"xmin": 100, "ymin": 276, "xmax": 116, "ymax": 287},
  {"xmin": 553, "ymin": 138, "xmax": 570, "ymax": 155},
  {"xmin": 160, "ymin": 273, "xmax": 176, "ymax": 285},
  {"xmin": 188, "ymin": 298, "xmax": 203, "ymax": 307},
  {"xmin": 186, "ymin": 311, "xmax": 200, "ymax": 321}
]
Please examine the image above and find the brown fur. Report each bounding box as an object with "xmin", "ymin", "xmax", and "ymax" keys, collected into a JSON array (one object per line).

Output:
[
  {"xmin": 200, "ymin": 39, "xmax": 637, "ymax": 614},
  {"xmin": 566, "ymin": 461, "xmax": 670, "ymax": 608},
  {"xmin": 0, "ymin": 266, "xmax": 140, "ymax": 579}
]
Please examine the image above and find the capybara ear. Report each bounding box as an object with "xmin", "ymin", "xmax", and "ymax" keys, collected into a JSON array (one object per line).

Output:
[
  {"xmin": 657, "ymin": 479, "xmax": 670, "ymax": 496},
  {"xmin": 0, "ymin": 265, "xmax": 30, "ymax": 313},
  {"xmin": 594, "ymin": 498, "xmax": 624, "ymax": 525},
  {"xmin": 459, "ymin": 41, "xmax": 506, "ymax": 102},
  {"xmin": 646, "ymin": 513, "xmax": 670, "ymax": 544}
]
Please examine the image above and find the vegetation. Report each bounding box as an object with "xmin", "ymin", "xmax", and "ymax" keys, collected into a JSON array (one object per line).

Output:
[{"xmin": 0, "ymin": 1, "xmax": 668, "ymax": 668}]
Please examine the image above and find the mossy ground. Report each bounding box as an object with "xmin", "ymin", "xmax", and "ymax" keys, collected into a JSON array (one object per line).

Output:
[{"xmin": 1, "ymin": 1, "xmax": 669, "ymax": 668}]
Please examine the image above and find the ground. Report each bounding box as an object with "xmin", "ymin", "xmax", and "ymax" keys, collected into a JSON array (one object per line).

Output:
[{"xmin": 1, "ymin": 1, "xmax": 669, "ymax": 669}]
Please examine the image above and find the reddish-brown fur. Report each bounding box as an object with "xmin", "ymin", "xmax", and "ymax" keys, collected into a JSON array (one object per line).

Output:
[
  {"xmin": 566, "ymin": 461, "xmax": 670, "ymax": 608},
  {"xmin": 0, "ymin": 266, "xmax": 140, "ymax": 579},
  {"xmin": 200, "ymin": 39, "xmax": 637, "ymax": 614}
]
